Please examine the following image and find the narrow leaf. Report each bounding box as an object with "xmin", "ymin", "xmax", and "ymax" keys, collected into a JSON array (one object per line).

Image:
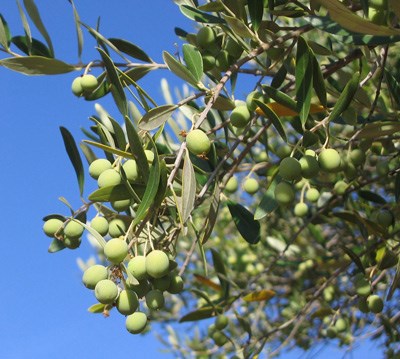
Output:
[
  {"xmin": 254, "ymin": 192, "xmax": 278, "ymax": 220},
  {"xmin": 243, "ymin": 289, "xmax": 276, "ymax": 303},
  {"xmin": 88, "ymin": 303, "xmax": 107, "ymax": 314},
  {"xmin": 384, "ymin": 69, "xmax": 400, "ymax": 109},
  {"xmin": 227, "ymin": 201, "xmax": 261, "ymax": 244},
  {"xmin": 387, "ymin": 259, "xmax": 400, "ymax": 300},
  {"xmin": 311, "ymin": 53, "xmax": 327, "ymax": 108},
  {"xmin": 0, "ymin": 56, "xmax": 75, "ymax": 75},
  {"xmin": 48, "ymin": 238, "xmax": 66, "ymax": 253},
  {"xmin": 248, "ymin": 0, "xmax": 263, "ymax": 31},
  {"xmin": 0, "ymin": 15, "xmax": 11, "ymax": 49},
  {"xmin": 182, "ymin": 43, "xmax": 203, "ymax": 82},
  {"xmin": 254, "ymin": 99, "xmax": 287, "ymax": 142},
  {"xmin": 200, "ymin": 185, "xmax": 220, "ymax": 244},
  {"xmin": 181, "ymin": 151, "xmax": 196, "ymax": 224},
  {"xmin": 262, "ymin": 86, "xmax": 297, "ymax": 112},
  {"xmin": 69, "ymin": 0, "xmax": 83, "ymax": 60},
  {"xmin": 163, "ymin": 51, "xmax": 201, "ymax": 88},
  {"xmin": 180, "ymin": 5, "xmax": 226, "ymax": 23},
  {"xmin": 108, "ymin": 38, "xmax": 152, "ymax": 63},
  {"xmin": 179, "ymin": 306, "xmax": 216, "ymax": 323},
  {"xmin": 194, "ymin": 274, "xmax": 222, "ymax": 291},
  {"xmin": 222, "ymin": 15, "xmax": 254, "ymax": 38},
  {"xmin": 358, "ymin": 190, "xmax": 386, "ymax": 204},
  {"xmin": 139, "ymin": 104, "xmax": 177, "ymax": 131},
  {"xmin": 83, "ymin": 140, "xmax": 135, "ymax": 160},
  {"xmin": 60, "ymin": 127, "xmax": 84, "ymax": 196},
  {"xmin": 339, "ymin": 244, "xmax": 364, "ymax": 274},
  {"xmin": 88, "ymin": 184, "xmax": 131, "ymax": 202},
  {"xmin": 210, "ymin": 248, "xmax": 229, "ymax": 299}
]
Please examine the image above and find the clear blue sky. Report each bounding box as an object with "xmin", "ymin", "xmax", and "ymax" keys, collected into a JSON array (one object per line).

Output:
[{"xmin": 0, "ymin": 1, "xmax": 385, "ymax": 358}]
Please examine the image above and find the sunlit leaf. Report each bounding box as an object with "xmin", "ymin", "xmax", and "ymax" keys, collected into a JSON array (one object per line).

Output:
[
  {"xmin": 182, "ymin": 43, "xmax": 203, "ymax": 82},
  {"xmin": 181, "ymin": 151, "xmax": 196, "ymax": 224},
  {"xmin": 194, "ymin": 274, "xmax": 222, "ymax": 291},
  {"xmin": 88, "ymin": 184, "xmax": 131, "ymax": 202},
  {"xmin": 180, "ymin": 5, "xmax": 225, "ymax": 23},
  {"xmin": 48, "ymin": 238, "xmax": 66, "ymax": 253},
  {"xmin": 108, "ymin": 38, "xmax": 152, "ymax": 63},
  {"xmin": 222, "ymin": 15, "xmax": 254, "ymax": 38},
  {"xmin": 87, "ymin": 303, "xmax": 107, "ymax": 314},
  {"xmin": 0, "ymin": 15, "xmax": 11, "ymax": 49},
  {"xmin": 243, "ymin": 289, "xmax": 276, "ymax": 303},
  {"xmin": 0, "ymin": 56, "xmax": 75, "ymax": 75},
  {"xmin": 163, "ymin": 51, "xmax": 202, "ymax": 88},
  {"xmin": 139, "ymin": 104, "xmax": 177, "ymax": 131},
  {"xmin": 69, "ymin": 0, "xmax": 83, "ymax": 60},
  {"xmin": 179, "ymin": 306, "xmax": 216, "ymax": 323}
]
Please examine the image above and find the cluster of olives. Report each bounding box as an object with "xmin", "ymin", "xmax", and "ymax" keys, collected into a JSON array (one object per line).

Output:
[
  {"xmin": 321, "ymin": 316, "xmax": 348, "ymax": 339},
  {"xmin": 207, "ymin": 314, "xmax": 230, "ymax": 347},
  {"xmin": 71, "ymin": 74, "xmax": 99, "ymax": 97},
  {"xmin": 43, "ymin": 216, "xmax": 84, "ymax": 249},
  {"xmin": 194, "ymin": 26, "xmax": 243, "ymax": 72},
  {"xmin": 354, "ymin": 273, "xmax": 384, "ymax": 314},
  {"xmin": 82, "ymin": 248, "xmax": 184, "ymax": 334}
]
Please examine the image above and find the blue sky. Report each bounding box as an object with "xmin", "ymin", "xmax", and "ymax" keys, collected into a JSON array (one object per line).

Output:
[{"xmin": 0, "ymin": 1, "xmax": 385, "ymax": 358}]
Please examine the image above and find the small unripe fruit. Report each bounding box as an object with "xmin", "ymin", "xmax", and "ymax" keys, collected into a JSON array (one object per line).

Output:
[
  {"xmin": 104, "ymin": 238, "xmax": 128, "ymax": 264},
  {"xmin": 215, "ymin": 315, "xmax": 228, "ymax": 330},
  {"xmin": 376, "ymin": 209, "xmax": 394, "ymax": 227},
  {"xmin": 246, "ymin": 90, "xmax": 266, "ymax": 112},
  {"xmin": 242, "ymin": 178, "xmax": 259, "ymax": 195},
  {"xmin": 334, "ymin": 318, "xmax": 347, "ymax": 333},
  {"xmin": 128, "ymin": 256, "xmax": 147, "ymax": 280},
  {"xmin": 64, "ymin": 236, "xmax": 81, "ymax": 249},
  {"xmin": 80, "ymin": 74, "xmax": 98, "ymax": 91},
  {"xmin": 152, "ymin": 275, "xmax": 171, "ymax": 291},
  {"xmin": 349, "ymin": 149, "xmax": 366, "ymax": 167},
  {"xmin": 225, "ymin": 176, "xmax": 238, "ymax": 193},
  {"xmin": 215, "ymin": 50, "xmax": 230, "ymax": 70},
  {"xmin": 126, "ymin": 312, "xmax": 147, "ymax": 334},
  {"xmin": 276, "ymin": 144, "xmax": 291, "ymax": 159},
  {"xmin": 318, "ymin": 148, "xmax": 341, "ymax": 173},
  {"xmin": 202, "ymin": 54, "xmax": 216, "ymax": 71},
  {"xmin": 64, "ymin": 220, "xmax": 84, "ymax": 239},
  {"xmin": 274, "ymin": 182, "xmax": 295, "ymax": 205},
  {"xmin": 230, "ymin": 105, "xmax": 251, "ymax": 128},
  {"xmin": 43, "ymin": 218, "xmax": 63, "ymax": 237},
  {"xmin": 145, "ymin": 289, "xmax": 165, "ymax": 310},
  {"xmin": 82, "ymin": 264, "xmax": 108, "ymax": 289},
  {"xmin": 355, "ymin": 274, "xmax": 371, "ymax": 296},
  {"xmin": 97, "ymin": 169, "xmax": 122, "ymax": 188},
  {"xmin": 306, "ymin": 188, "xmax": 320, "ymax": 202},
  {"xmin": 94, "ymin": 279, "xmax": 119, "ymax": 304},
  {"xmin": 167, "ymin": 274, "xmax": 184, "ymax": 294},
  {"xmin": 334, "ymin": 180, "xmax": 349, "ymax": 195},
  {"xmin": 116, "ymin": 289, "xmax": 139, "ymax": 315},
  {"xmin": 122, "ymin": 160, "xmax": 139, "ymax": 182},
  {"xmin": 196, "ymin": 26, "xmax": 216, "ymax": 48},
  {"xmin": 71, "ymin": 77, "xmax": 83, "ymax": 97},
  {"xmin": 212, "ymin": 331, "xmax": 228, "ymax": 346},
  {"xmin": 146, "ymin": 250, "xmax": 170, "ymax": 279},
  {"xmin": 108, "ymin": 218, "xmax": 126, "ymax": 237},
  {"xmin": 299, "ymin": 155, "xmax": 320, "ymax": 179},
  {"xmin": 89, "ymin": 159, "xmax": 112, "ymax": 179},
  {"xmin": 186, "ymin": 129, "xmax": 211, "ymax": 155},
  {"xmin": 367, "ymin": 294, "xmax": 384, "ymax": 314},
  {"xmin": 90, "ymin": 216, "xmax": 109, "ymax": 236},
  {"xmin": 294, "ymin": 202, "xmax": 308, "ymax": 217},
  {"xmin": 279, "ymin": 157, "xmax": 302, "ymax": 181},
  {"xmin": 111, "ymin": 199, "xmax": 132, "ymax": 212},
  {"xmin": 358, "ymin": 297, "xmax": 370, "ymax": 313},
  {"xmin": 145, "ymin": 150, "xmax": 154, "ymax": 164}
]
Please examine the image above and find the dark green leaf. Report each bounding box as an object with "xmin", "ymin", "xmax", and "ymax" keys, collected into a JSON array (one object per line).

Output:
[
  {"xmin": 69, "ymin": 0, "xmax": 83, "ymax": 60},
  {"xmin": 329, "ymin": 72, "xmax": 360, "ymax": 123},
  {"xmin": 60, "ymin": 127, "xmax": 84, "ymax": 196},
  {"xmin": 262, "ymin": 85, "xmax": 297, "ymax": 112},
  {"xmin": 339, "ymin": 244, "xmax": 364, "ymax": 274},
  {"xmin": 139, "ymin": 104, "xmax": 177, "ymax": 131},
  {"xmin": 0, "ymin": 56, "xmax": 75, "ymax": 75},
  {"xmin": 83, "ymin": 140, "xmax": 135, "ymax": 160},
  {"xmin": 200, "ymin": 185, "xmax": 220, "ymax": 244},
  {"xmin": 248, "ymin": 0, "xmax": 263, "ymax": 31},
  {"xmin": 0, "ymin": 14, "xmax": 11, "ymax": 49},
  {"xmin": 270, "ymin": 64, "xmax": 287, "ymax": 89},
  {"xmin": 108, "ymin": 38, "xmax": 152, "ymax": 63},
  {"xmin": 88, "ymin": 184, "xmax": 131, "ymax": 202},
  {"xmin": 227, "ymin": 201, "xmax": 261, "ymax": 244},
  {"xmin": 163, "ymin": 51, "xmax": 202, "ymax": 88},
  {"xmin": 295, "ymin": 36, "xmax": 313, "ymax": 126},
  {"xmin": 254, "ymin": 99, "xmax": 287, "ymax": 142},
  {"xmin": 334, "ymin": 211, "xmax": 368, "ymax": 239},
  {"xmin": 311, "ymin": 53, "xmax": 327, "ymax": 108},
  {"xmin": 48, "ymin": 238, "xmax": 66, "ymax": 253},
  {"xmin": 11, "ymin": 36, "xmax": 51, "ymax": 57},
  {"xmin": 358, "ymin": 190, "xmax": 386, "ymax": 204},
  {"xmin": 182, "ymin": 44, "xmax": 203, "ymax": 82},
  {"xmin": 395, "ymin": 173, "xmax": 400, "ymax": 203},
  {"xmin": 180, "ymin": 5, "xmax": 226, "ymax": 23},
  {"xmin": 210, "ymin": 248, "xmax": 229, "ymax": 299},
  {"xmin": 179, "ymin": 306, "xmax": 216, "ymax": 323},
  {"xmin": 181, "ymin": 151, "xmax": 197, "ymax": 224},
  {"xmin": 254, "ymin": 192, "xmax": 278, "ymax": 220},
  {"xmin": 384, "ymin": 69, "xmax": 400, "ymax": 109},
  {"xmin": 387, "ymin": 259, "xmax": 400, "ymax": 300}
]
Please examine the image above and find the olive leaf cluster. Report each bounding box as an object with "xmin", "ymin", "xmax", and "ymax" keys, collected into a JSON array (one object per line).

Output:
[{"xmin": 2, "ymin": 0, "xmax": 400, "ymax": 358}]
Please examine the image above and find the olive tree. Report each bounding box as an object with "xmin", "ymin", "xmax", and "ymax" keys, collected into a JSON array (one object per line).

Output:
[{"xmin": 1, "ymin": 0, "xmax": 400, "ymax": 357}]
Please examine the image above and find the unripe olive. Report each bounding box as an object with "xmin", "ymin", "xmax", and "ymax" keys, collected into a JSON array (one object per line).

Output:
[
  {"xmin": 146, "ymin": 250, "xmax": 170, "ymax": 279},
  {"xmin": 126, "ymin": 311, "xmax": 147, "ymax": 334},
  {"xmin": 334, "ymin": 180, "xmax": 349, "ymax": 195},
  {"xmin": 64, "ymin": 220, "xmax": 84, "ymax": 239},
  {"xmin": 326, "ymin": 326, "xmax": 337, "ymax": 338},
  {"xmin": 376, "ymin": 209, "xmax": 394, "ymax": 227},
  {"xmin": 208, "ymin": 323, "xmax": 217, "ymax": 336},
  {"xmin": 215, "ymin": 314, "xmax": 228, "ymax": 330},
  {"xmin": 186, "ymin": 129, "xmax": 211, "ymax": 155},
  {"xmin": 128, "ymin": 279, "xmax": 151, "ymax": 298},
  {"xmin": 215, "ymin": 50, "xmax": 230, "ymax": 70},
  {"xmin": 122, "ymin": 160, "xmax": 139, "ymax": 182},
  {"xmin": 64, "ymin": 236, "xmax": 81, "ymax": 249},
  {"xmin": 94, "ymin": 279, "xmax": 119, "ymax": 304},
  {"xmin": 145, "ymin": 289, "xmax": 165, "ymax": 310},
  {"xmin": 80, "ymin": 74, "xmax": 98, "ymax": 91},
  {"xmin": 116, "ymin": 289, "xmax": 139, "ymax": 315},
  {"xmin": 104, "ymin": 237, "xmax": 128, "ymax": 264},
  {"xmin": 128, "ymin": 256, "xmax": 147, "ymax": 280},
  {"xmin": 294, "ymin": 202, "xmax": 308, "ymax": 217},
  {"xmin": 89, "ymin": 159, "xmax": 112, "ymax": 179},
  {"xmin": 367, "ymin": 294, "xmax": 384, "ymax": 313},
  {"xmin": 274, "ymin": 181, "xmax": 295, "ymax": 205},
  {"xmin": 224, "ymin": 37, "xmax": 243, "ymax": 59},
  {"xmin": 212, "ymin": 331, "xmax": 228, "ymax": 346},
  {"xmin": 43, "ymin": 218, "xmax": 63, "ymax": 237},
  {"xmin": 82, "ymin": 264, "xmax": 108, "ymax": 289},
  {"xmin": 167, "ymin": 274, "xmax": 184, "ymax": 294},
  {"xmin": 152, "ymin": 275, "xmax": 171, "ymax": 291},
  {"xmin": 358, "ymin": 297, "xmax": 370, "ymax": 313},
  {"xmin": 111, "ymin": 199, "xmax": 132, "ymax": 212},
  {"xmin": 230, "ymin": 105, "xmax": 251, "ymax": 128},
  {"xmin": 305, "ymin": 149, "xmax": 316, "ymax": 157},
  {"xmin": 71, "ymin": 77, "xmax": 83, "ymax": 97},
  {"xmin": 318, "ymin": 148, "xmax": 341, "ymax": 173},
  {"xmin": 368, "ymin": 7, "xmax": 386, "ymax": 25},
  {"xmin": 246, "ymin": 90, "xmax": 266, "ymax": 112},
  {"xmin": 242, "ymin": 178, "xmax": 259, "ymax": 195},
  {"xmin": 202, "ymin": 54, "xmax": 216, "ymax": 71},
  {"xmin": 97, "ymin": 168, "xmax": 122, "ymax": 188},
  {"xmin": 196, "ymin": 26, "xmax": 216, "ymax": 48},
  {"xmin": 349, "ymin": 149, "xmax": 366, "ymax": 167},
  {"xmin": 279, "ymin": 157, "xmax": 302, "ymax": 181},
  {"xmin": 275, "ymin": 144, "xmax": 291, "ymax": 159},
  {"xmin": 108, "ymin": 218, "xmax": 126, "ymax": 237},
  {"xmin": 90, "ymin": 216, "xmax": 109, "ymax": 236},
  {"xmin": 299, "ymin": 155, "xmax": 320, "ymax": 179},
  {"xmin": 145, "ymin": 150, "xmax": 154, "ymax": 164},
  {"xmin": 334, "ymin": 318, "xmax": 347, "ymax": 333},
  {"xmin": 355, "ymin": 274, "xmax": 371, "ymax": 296},
  {"xmin": 225, "ymin": 176, "xmax": 238, "ymax": 193},
  {"xmin": 306, "ymin": 188, "xmax": 320, "ymax": 202}
]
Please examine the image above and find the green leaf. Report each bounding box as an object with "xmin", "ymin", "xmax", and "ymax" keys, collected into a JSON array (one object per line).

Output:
[
  {"xmin": 48, "ymin": 238, "xmax": 66, "ymax": 253},
  {"xmin": 222, "ymin": 15, "xmax": 254, "ymax": 38},
  {"xmin": 339, "ymin": 244, "xmax": 364, "ymax": 274},
  {"xmin": 387, "ymin": 258, "xmax": 400, "ymax": 300},
  {"xmin": 254, "ymin": 99, "xmax": 287, "ymax": 142},
  {"xmin": 11, "ymin": 36, "xmax": 51, "ymax": 57},
  {"xmin": 163, "ymin": 51, "xmax": 202, "ymax": 88},
  {"xmin": 97, "ymin": 47, "xmax": 128, "ymax": 117},
  {"xmin": 210, "ymin": 248, "xmax": 230, "ymax": 299},
  {"xmin": 295, "ymin": 37, "xmax": 313, "ymax": 126},
  {"xmin": 0, "ymin": 56, "xmax": 75, "ymax": 75},
  {"xmin": 395, "ymin": 173, "xmax": 400, "ymax": 203},
  {"xmin": 179, "ymin": 306, "xmax": 216, "ymax": 323},
  {"xmin": 358, "ymin": 190, "xmax": 386, "ymax": 204},
  {"xmin": 17, "ymin": 0, "xmax": 32, "ymax": 51},
  {"xmin": 108, "ymin": 38, "xmax": 152, "ymax": 63},
  {"xmin": 73, "ymin": 218, "xmax": 107, "ymax": 249},
  {"xmin": 243, "ymin": 289, "xmax": 276, "ymax": 302},
  {"xmin": 227, "ymin": 201, "xmax": 261, "ymax": 244},
  {"xmin": 262, "ymin": 85, "xmax": 297, "ymax": 112},
  {"xmin": 139, "ymin": 104, "xmax": 177, "ymax": 131},
  {"xmin": 69, "ymin": 0, "xmax": 83, "ymax": 60},
  {"xmin": 311, "ymin": 53, "xmax": 327, "ymax": 108},
  {"xmin": 0, "ymin": 15, "xmax": 11, "ymax": 49},
  {"xmin": 200, "ymin": 185, "xmax": 220, "ymax": 244},
  {"xmin": 83, "ymin": 140, "xmax": 135, "ymax": 160},
  {"xmin": 328, "ymin": 72, "xmax": 360, "ymax": 123},
  {"xmin": 23, "ymin": 0, "xmax": 54, "ymax": 56},
  {"xmin": 87, "ymin": 303, "xmax": 107, "ymax": 314},
  {"xmin": 254, "ymin": 192, "xmax": 278, "ymax": 220},
  {"xmin": 60, "ymin": 127, "xmax": 84, "ymax": 196},
  {"xmin": 384, "ymin": 69, "xmax": 400, "ymax": 109},
  {"xmin": 248, "ymin": 0, "xmax": 263, "ymax": 31},
  {"xmin": 181, "ymin": 151, "xmax": 197, "ymax": 224},
  {"xmin": 180, "ymin": 5, "xmax": 226, "ymax": 23},
  {"xmin": 182, "ymin": 44, "xmax": 203, "ymax": 82},
  {"xmin": 354, "ymin": 122, "xmax": 400, "ymax": 139},
  {"xmin": 88, "ymin": 184, "xmax": 131, "ymax": 202}
]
